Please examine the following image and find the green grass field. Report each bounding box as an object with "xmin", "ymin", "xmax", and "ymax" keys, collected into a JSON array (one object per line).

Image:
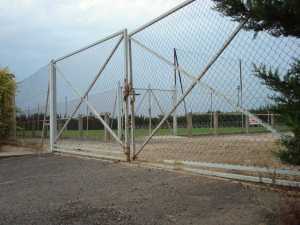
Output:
[{"xmin": 17, "ymin": 126, "xmax": 270, "ymax": 139}]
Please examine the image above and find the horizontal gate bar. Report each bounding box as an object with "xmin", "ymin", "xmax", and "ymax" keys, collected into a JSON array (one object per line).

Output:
[
  {"xmin": 129, "ymin": 0, "xmax": 196, "ymax": 36},
  {"xmin": 54, "ymin": 30, "xmax": 124, "ymax": 63}
]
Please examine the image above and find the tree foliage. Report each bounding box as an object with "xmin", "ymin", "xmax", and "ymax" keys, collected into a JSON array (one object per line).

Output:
[
  {"xmin": 213, "ymin": 0, "xmax": 300, "ymax": 38},
  {"xmin": 254, "ymin": 61, "xmax": 300, "ymax": 164},
  {"xmin": 0, "ymin": 68, "xmax": 16, "ymax": 139}
]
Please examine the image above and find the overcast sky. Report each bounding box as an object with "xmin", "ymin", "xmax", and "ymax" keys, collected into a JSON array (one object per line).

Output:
[{"xmin": 0, "ymin": 0, "xmax": 184, "ymax": 81}]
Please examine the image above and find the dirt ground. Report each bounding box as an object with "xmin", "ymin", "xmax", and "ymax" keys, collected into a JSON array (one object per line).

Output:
[
  {"xmin": 0, "ymin": 144, "xmax": 43, "ymax": 158},
  {"xmin": 138, "ymin": 133, "xmax": 293, "ymax": 168},
  {"xmin": 1, "ymin": 153, "xmax": 299, "ymax": 225},
  {"xmin": 13, "ymin": 133, "xmax": 292, "ymax": 169}
]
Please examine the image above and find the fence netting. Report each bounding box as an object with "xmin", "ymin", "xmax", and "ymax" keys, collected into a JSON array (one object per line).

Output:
[
  {"xmin": 53, "ymin": 32, "xmax": 127, "ymax": 159},
  {"xmin": 12, "ymin": 0, "xmax": 300, "ymax": 184},
  {"xmin": 129, "ymin": 0, "xmax": 300, "ymax": 182},
  {"xmin": 14, "ymin": 64, "xmax": 50, "ymax": 150}
]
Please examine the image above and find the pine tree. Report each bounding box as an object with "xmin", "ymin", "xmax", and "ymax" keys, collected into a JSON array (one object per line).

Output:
[
  {"xmin": 254, "ymin": 61, "xmax": 300, "ymax": 164},
  {"xmin": 213, "ymin": 0, "xmax": 300, "ymax": 164},
  {"xmin": 213, "ymin": 0, "xmax": 300, "ymax": 38}
]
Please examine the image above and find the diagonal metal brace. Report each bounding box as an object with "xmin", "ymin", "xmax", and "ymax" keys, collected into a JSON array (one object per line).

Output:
[
  {"xmin": 54, "ymin": 35, "xmax": 124, "ymax": 143},
  {"xmin": 133, "ymin": 19, "xmax": 249, "ymax": 159}
]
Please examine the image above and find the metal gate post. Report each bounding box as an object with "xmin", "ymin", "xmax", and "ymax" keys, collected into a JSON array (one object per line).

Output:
[
  {"xmin": 123, "ymin": 29, "xmax": 131, "ymax": 161},
  {"xmin": 128, "ymin": 38, "xmax": 136, "ymax": 159},
  {"xmin": 49, "ymin": 60, "xmax": 57, "ymax": 152}
]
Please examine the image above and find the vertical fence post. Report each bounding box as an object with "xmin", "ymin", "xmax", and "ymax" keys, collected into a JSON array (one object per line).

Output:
[
  {"xmin": 148, "ymin": 85, "xmax": 152, "ymax": 136},
  {"xmin": 128, "ymin": 38, "xmax": 136, "ymax": 159},
  {"xmin": 49, "ymin": 60, "xmax": 57, "ymax": 152},
  {"xmin": 123, "ymin": 29, "xmax": 131, "ymax": 161}
]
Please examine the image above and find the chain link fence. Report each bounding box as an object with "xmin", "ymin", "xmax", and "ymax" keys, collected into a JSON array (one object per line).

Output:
[
  {"xmin": 14, "ymin": 64, "xmax": 50, "ymax": 150},
  {"xmin": 129, "ymin": 0, "xmax": 300, "ymax": 184},
  {"xmin": 12, "ymin": 0, "xmax": 300, "ymax": 186}
]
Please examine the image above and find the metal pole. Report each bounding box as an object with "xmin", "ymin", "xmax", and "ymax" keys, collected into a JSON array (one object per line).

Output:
[
  {"xmin": 129, "ymin": 38, "xmax": 136, "ymax": 159},
  {"xmin": 124, "ymin": 29, "xmax": 131, "ymax": 161},
  {"xmin": 49, "ymin": 60, "xmax": 57, "ymax": 152},
  {"xmin": 148, "ymin": 85, "xmax": 152, "ymax": 136}
]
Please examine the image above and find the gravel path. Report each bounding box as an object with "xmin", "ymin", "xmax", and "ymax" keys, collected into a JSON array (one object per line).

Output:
[{"xmin": 0, "ymin": 154, "xmax": 292, "ymax": 225}]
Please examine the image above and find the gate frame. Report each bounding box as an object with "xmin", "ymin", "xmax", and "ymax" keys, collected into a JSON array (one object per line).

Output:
[{"xmin": 49, "ymin": 30, "xmax": 132, "ymax": 161}]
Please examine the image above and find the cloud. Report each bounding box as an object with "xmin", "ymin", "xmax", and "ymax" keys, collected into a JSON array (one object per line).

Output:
[{"xmin": 0, "ymin": 0, "xmax": 184, "ymax": 80}]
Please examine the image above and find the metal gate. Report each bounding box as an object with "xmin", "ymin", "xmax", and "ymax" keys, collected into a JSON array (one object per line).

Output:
[
  {"xmin": 36, "ymin": 0, "xmax": 300, "ymax": 186},
  {"xmin": 49, "ymin": 30, "xmax": 132, "ymax": 161}
]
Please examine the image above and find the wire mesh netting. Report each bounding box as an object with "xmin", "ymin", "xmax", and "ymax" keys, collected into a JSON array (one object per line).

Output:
[
  {"xmin": 15, "ymin": 64, "xmax": 50, "ymax": 150},
  {"xmin": 54, "ymin": 32, "xmax": 127, "ymax": 159},
  {"xmin": 11, "ymin": 0, "xmax": 300, "ymax": 183},
  {"xmin": 129, "ymin": 0, "xmax": 300, "ymax": 177}
]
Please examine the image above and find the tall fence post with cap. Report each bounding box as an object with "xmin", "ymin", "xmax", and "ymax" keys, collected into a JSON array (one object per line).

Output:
[
  {"xmin": 123, "ymin": 29, "xmax": 131, "ymax": 161},
  {"xmin": 49, "ymin": 60, "xmax": 57, "ymax": 152},
  {"xmin": 128, "ymin": 37, "xmax": 136, "ymax": 159}
]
